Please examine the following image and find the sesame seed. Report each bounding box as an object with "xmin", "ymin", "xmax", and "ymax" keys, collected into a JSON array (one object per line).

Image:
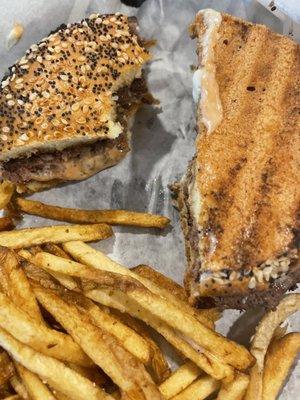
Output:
[
  {"xmin": 52, "ymin": 119, "xmax": 60, "ymax": 127},
  {"xmin": 103, "ymin": 19, "xmax": 109, "ymax": 25},
  {"xmin": 2, "ymin": 126, "xmax": 10, "ymax": 133},
  {"xmin": 41, "ymin": 122, "xmax": 48, "ymax": 129},
  {"xmin": 76, "ymin": 117, "xmax": 86, "ymax": 124},
  {"xmin": 71, "ymin": 103, "xmax": 80, "ymax": 111},
  {"xmin": 42, "ymin": 91, "xmax": 50, "ymax": 98},
  {"xmin": 19, "ymin": 57, "xmax": 28, "ymax": 65},
  {"xmin": 95, "ymin": 18, "xmax": 102, "ymax": 24},
  {"xmin": 62, "ymin": 42, "xmax": 68, "ymax": 48},
  {"xmin": 118, "ymin": 57, "xmax": 125, "ymax": 63},
  {"xmin": 20, "ymin": 65, "xmax": 29, "ymax": 70},
  {"xmin": 6, "ymin": 94, "xmax": 13, "ymax": 99},
  {"xmin": 61, "ymin": 118, "xmax": 68, "ymax": 125},
  {"xmin": 89, "ymin": 14, "xmax": 98, "ymax": 19},
  {"xmin": 78, "ymin": 55, "xmax": 86, "ymax": 62},
  {"xmin": 17, "ymin": 99, "xmax": 24, "ymax": 105},
  {"xmin": 1, "ymin": 135, "xmax": 8, "ymax": 141},
  {"xmin": 248, "ymin": 277, "xmax": 256, "ymax": 289},
  {"xmin": 60, "ymin": 74, "xmax": 68, "ymax": 81},
  {"xmin": 7, "ymin": 100, "xmax": 15, "ymax": 106},
  {"xmin": 20, "ymin": 133, "xmax": 29, "ymax": 141},
  {"xmin": 37, "ymin": 56, "xmax": 43, "ymax": 63},
  {"xmin": 82, "ymin": 105, "xmax": 89, "ymax": 114}
]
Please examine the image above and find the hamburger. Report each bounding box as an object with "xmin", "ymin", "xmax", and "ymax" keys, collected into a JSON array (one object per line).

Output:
[
  {"xmin": 0, "ymin": 13, "xmax": 152, "ymax": 193},
  {"xmin": 174, "ymin": 9, "xmax": 300, "ymax": 310}
]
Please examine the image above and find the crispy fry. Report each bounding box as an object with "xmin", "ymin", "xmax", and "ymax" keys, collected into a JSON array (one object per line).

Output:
[
  {"xmin": 19, "ymin": 249, "xmax": 79, "ymax": 292},
  {"xmin": 16, "ymin": 198, "xmax": 170, "ymax": 229},
  {"xmin": 44, "ymin": 287, "xmax": 151, "ymax": 363},
  {"xmin": 133, "ymin": 265, "xmax": 221, "ymax": 326},
  {"xmin": 0, "ymin": 217, "xmax": 14, "ymax": 231},
  {"xmin": 0, "ymin": 181, "xmax": 15, "ymax": 209},
  {"xmin": 171, "ymin": 376, "xmax": 220, "ymax": 400},
  {"xmin": 0, "ymin": 328, "xmax": 111, "ymax": 400},
  {"xmin": 43, "ymin": 243, "xmax": 73, "ymax": 260},
  {"xmin": 0, "ymin": 247, "xmax": 43, "ymax": 322},
  {"xmin": 0, "ymin": 352, "xmax": 14, "ymax": 385},
  {"xmin": 40, "ymin": 249, "xmax": 253, "ymax": 371},
  {"xmin": 33, "ymin": 285, "xmax": 163, "ymax": 400},
  {"xmin": 112, "ymin": 310, "xmax": 171, "ymax": 383},
  {"xmin": 159, "ymin": 361, "xmax": 201, "ymax": 399},
  {"xmin": 216, "ymin": 372, "xmax": 249, "ymax": 400},
  {"xmin": 68, "ymin": 364, "xmax": 110, "ymax": 388},
  {"xmin": 10, "ymin": 375, "xmax": 29, "ymax": 399},
  {"xmin": 15, "ymin": 364, "xmax": 56, "ymax": 400},
  {"xmin": 32, "ymin": 251, "xmax": 234, "ymax": 379},
  {"xmin": 63, "ymin": 242, "xmax": 215, "ymax": 329},
  {"xmin": 246, "ymin": 293, "xmax": 300, "ymax": 400},
  {"xmin": 0, "ymin": 292, "xmax": 91, "ymax": 367},
  {"xmin": 75, "ymin": 288, "xmax": 233, "ymax": 380},
  {"xmin": 262, "ymin": 332, "xmax": 300, "ymax": 400},
  {"xmin": 0, "ymin": 224, "xmax": 112, "ymax": 249}
]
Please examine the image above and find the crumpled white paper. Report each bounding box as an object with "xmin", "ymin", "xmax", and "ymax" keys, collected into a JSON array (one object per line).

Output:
[{"xmin": 0, "ymin": 0, "xmax": 298, "ymax": 397}]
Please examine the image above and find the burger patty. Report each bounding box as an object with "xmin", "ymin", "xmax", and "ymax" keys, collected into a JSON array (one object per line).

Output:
[{"xmin": 1, "ymin": 76, "xmax": 150, "ymax": 184}]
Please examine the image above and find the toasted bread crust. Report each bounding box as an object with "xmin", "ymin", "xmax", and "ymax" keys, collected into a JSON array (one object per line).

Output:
[{"xmin": 178, "ymin": 11, "xmax": 300, "ymax": 309}]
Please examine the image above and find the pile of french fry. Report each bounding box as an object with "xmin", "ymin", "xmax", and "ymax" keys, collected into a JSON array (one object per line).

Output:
[{"xmin": 0, "ymin": 184, "xmax": 298, "ymax": 399}]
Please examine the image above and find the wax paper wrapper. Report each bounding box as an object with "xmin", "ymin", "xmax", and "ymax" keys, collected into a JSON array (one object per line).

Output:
[{"xmin": 0, "ymin": 0, "xmax": 298, "ymax": 397}]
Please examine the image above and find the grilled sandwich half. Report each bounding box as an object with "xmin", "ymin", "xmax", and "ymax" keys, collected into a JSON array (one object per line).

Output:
[{"xmin": 175, "ymin": 9, "xmax": 300, "ymax": 309}]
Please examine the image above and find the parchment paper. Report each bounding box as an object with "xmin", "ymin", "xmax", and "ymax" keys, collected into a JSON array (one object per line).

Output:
[{"xmin": 0, "ymin": 1, "xmax": 298, "ymax": 397}]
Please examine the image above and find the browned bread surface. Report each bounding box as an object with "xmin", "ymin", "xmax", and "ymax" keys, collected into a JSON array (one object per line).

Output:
[
  {"xmin": 0, "ymin": 14, "xmax": 150, "ymax": 162},
  {"xmin": 181, "ymin": 11, "xmax": 299, "ymax": 309}
]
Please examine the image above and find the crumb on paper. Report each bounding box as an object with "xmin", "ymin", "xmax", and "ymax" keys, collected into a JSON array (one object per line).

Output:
[{"xmin": 6, "ymin": 22, "xmax": 24, "ymax": 50}]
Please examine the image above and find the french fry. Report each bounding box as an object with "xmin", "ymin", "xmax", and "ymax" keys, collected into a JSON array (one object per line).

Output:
[
  {"xmin": 0, "ymin": 352, "xmax": 14, "ymax": 385},
  {"xmin": 171, "ymin": 376, "xmax": 220, "ymax": 400},
  {"xmin": 37, "ymin": 250, "xmax": 253, "ymax": 371},
  {"xmin": 0, "ymin": 224, "xmax": 112, "ymax": 249},
  {"xmin": 0, "ymin": 327, "xmax": 112, "ymax": 400},
  {"xmin": 63, "ymin": 242, "xmax": 215, "ymax": 329},
  {"xmin": 43, "ymin": 243, "xmax": 73, "ymax": 260},
  {"xmin": 216, "ymin": 372, "xmax": 249, "ymax": 400},
  {"xmin": 44, "ymin": 287, "xmax": 151, "ymax": 363},
  {"xmin": 19, "ymin": 249, "xmax": 79, "ymax": 292},
  {"xmin": 72, "ymin": 287, "xmax": 233, "ymax": 379},
  {"xmin": 67, "ymin": 364, "xmax": 110, "ymax": 389},
  {"xmin": 32, "ymin": 252, "xmax": 234, "ymax": 379},
  {"xmin": 0, "ymin": 217, "xmax": 14, "ymax": 231},
  {"xmin": 33, "ymin": 285, "xmax": 164, "ymax": 400},
  {"xmin": 159, "ymin": 361, "xmax": 201, "ymax": 399},
  {"xmin": 133, "ymin": 265, "xmax": 221, "ymax": 326},
  {"xmin": 16, "ymin": 198, "xmax": 170, "ymax": 229},
  {"xmin": 112, "ymin": 310, "xmax": 171, "ymax": 383},
  {"xmin": 0, "ymin": 292, "xmax": 91, "ymax": 367},
  {"xmin": 0, "ymin": 181, "xmax": 15, "ymax": 209},
  {"xmin": 3, "ymin": 396, "xmax": 22, "ymax": 400},
  {"xmin": 10, "ymin": 375, "xmax": 29, "ymax": 399},
  {"xmin": 15, "ymin": 364, "xmax": 56, "ymax": 400},
  {"xmin": 245, "ymin": 293, "xmax": 300, "ymax": 400},
  {"xmin": 262, "ymin": 332, "xmax": 300, "ymax": 400},
  {"xmin": 0, "ymin": 247, "xmax": 43, "ymax": 322}
]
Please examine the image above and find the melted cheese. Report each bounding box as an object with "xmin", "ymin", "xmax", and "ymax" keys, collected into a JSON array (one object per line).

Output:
[{"xmin": 193, "ymin": 9, "xmax": 223, "ymax": 133}]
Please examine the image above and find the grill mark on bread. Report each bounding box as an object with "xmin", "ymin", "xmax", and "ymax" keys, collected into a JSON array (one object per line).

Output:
[
  {"xmin": 196, "ymin": 22, "xmax": 298, "ymax": 271},
  {"xmin": 177, "ymin": 12, "xmax": 299, "ymax": 309}
]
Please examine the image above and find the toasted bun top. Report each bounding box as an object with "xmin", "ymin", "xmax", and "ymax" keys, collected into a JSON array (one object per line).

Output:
[{"xmin": 0, "ymin": 14, "xmax": 150, "ymax": 162}]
